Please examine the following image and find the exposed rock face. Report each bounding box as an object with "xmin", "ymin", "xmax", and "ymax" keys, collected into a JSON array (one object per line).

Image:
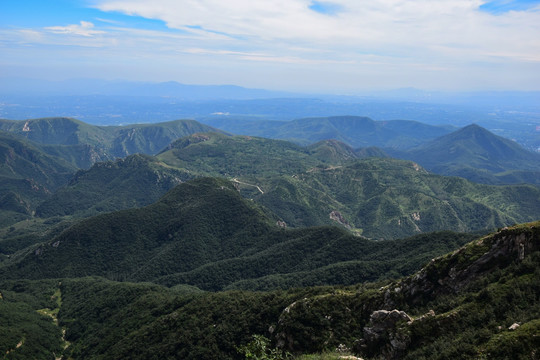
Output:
[
  {"xmin": 276, "ymin": 220, "xmax": 287, "ymax": 228},
  {"xmin": 330, "ymin": 210, "xmax": 351, "ymax": 229},
  {"xmin": 383, "ymin": 223, "xmax": 540, "ymax": 307},
  {"xmin": 360, "ymin": 310, "xmax": 412, "ymax": 359},
  {"xmin": 273, "ymin": 222, "xmax": 539, "ymax": 360}
]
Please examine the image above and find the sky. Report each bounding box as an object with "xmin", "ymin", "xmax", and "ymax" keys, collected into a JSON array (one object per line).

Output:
[{"xmin": 1, "ymin": 0, "xmax": 540, "ymax": 93}]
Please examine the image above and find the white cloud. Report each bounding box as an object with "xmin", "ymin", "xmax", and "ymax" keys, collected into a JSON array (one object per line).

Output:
[
  {"xmin": 2, "ymin": 0, "xmax": 539, "ymax": 91},
  {"xmin": 45, "ymin": 21, "xmax": 105, "ymax": 37},
  {"xmin": 182, "ymin": 47, "xmax": 355, "ymax": 64},
  {"xmin": 91, "ymin": 0, "xmax": 540, "ymax": 63}
]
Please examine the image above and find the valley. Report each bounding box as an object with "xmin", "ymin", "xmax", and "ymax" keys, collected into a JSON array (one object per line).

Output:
[{"xmin": 0, "ymin": 115, "xmax": 539, "ymax": 359}]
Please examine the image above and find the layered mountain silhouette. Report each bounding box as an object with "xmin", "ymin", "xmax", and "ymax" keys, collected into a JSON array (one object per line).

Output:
[
  {"xmin": 27, "ymin": 131, "xmax": 540, "ymax": 239},
  {"xmin": 0, "ymin": 177, "xmax": 477, "ymax": 291},
  {"xmin": 0, "ymin": 117, "xmax": 224, "ymax": 168},
  {"xmin": 397, "ymin": 124, "xmax": 540, "ymax": 184},
  {"xmin": 0, "ymin": 131, "xmax": 76, "ymax": 225},
  {"xmin": 202, "ymin": 115, "xmax": 454, "ymax": 149},
  {"xmin": 0, "ymin": 112, "xmax": 539, "ymax": 360}
]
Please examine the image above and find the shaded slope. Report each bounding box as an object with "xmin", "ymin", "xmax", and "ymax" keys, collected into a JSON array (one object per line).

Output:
[
  {"xmin": 109, "ymin": 119, "xmax": 226, "ymax": 157},
  {"xmin": 0, "ymin": 178, "xmax": 277, "ymax": 282},
  {"xmin": 0, "ymin": 117, "xmax": 224, "ymax": 168},
  {"xmin": 2, "ymin": 222, "xmax": 537, "ymax": 359},
  {"xmin": 0, "ymin": 131, "xmax": 76, "ymax": 225},
  {"xmin": 0, "ymin": 177, "xmax": 476, "ymax": 292},
  {"xmin": 36, "ymin": 154, "xmax": 190, "ymax": 217}
]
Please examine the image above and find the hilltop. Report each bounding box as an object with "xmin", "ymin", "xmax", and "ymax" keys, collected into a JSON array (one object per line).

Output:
[
  {"xmin": 27, "ymin": 132, "xmax": 540, "ymax": 239},
  {"xmin": 202, "ymin": 115, "xmax": 454, "ymax": 149},
  {"xmin": 0, "ymin": 117, "xmax": 224, "ymax": 168},
  {"xmin": 0, "ymin": 177, "xmax": 477, "ymax": 290},
  {"xmin": 397, "ymin": 124, "xmax": 540, "ymax": 184}
]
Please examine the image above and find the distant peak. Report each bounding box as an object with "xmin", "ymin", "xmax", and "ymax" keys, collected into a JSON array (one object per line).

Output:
[
  {"xmin": 461, "ymin": 123, "xmax": 484, "ymax": 130},
  {"xmin": 456, "ymin": 124, "xmax": 491, "ymax": 135}
]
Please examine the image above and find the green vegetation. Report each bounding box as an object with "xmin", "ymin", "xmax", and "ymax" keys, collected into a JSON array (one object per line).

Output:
[
  {"xmin": 1, "ymin": 222, "xmax": 536, "ymax": 359},
  {"xmin": 0, "ymin": 280, "xmax": 64, "ymax": 359},
  {"xmin": 400, "ymin": 124, "xmax": 540, "ymax": 185},
  {"xmin": 255, "ymin": 159, "xmax": 540, "ymax": 238},
  {"xmin": 0, "ymin": 177, "xmax": 477, "ymax": 291},
  {"xmin": 1, "ymin": 116, "xmax": 539, "ymax": 359},
  {"xmin": 202, "ymin": 115, "xmax": 452, "ymax": 149},
  {"xmin": 0, "ymin": 131, "xmax": 77, "ymax": 226},
  {"xmin": 36, "ymin": 153, "xmax": 190, "ymax": 217},
  {"xmin": 237, "ymin": 335, "xmax": 291, "ymax": 360},
  {"xmin": 0, "ymin": 117, "xmax": 224, "ymax": 168}
]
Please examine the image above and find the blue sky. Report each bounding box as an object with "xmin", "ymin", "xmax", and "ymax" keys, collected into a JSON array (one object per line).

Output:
[{"xmin": 1, "ymin": 0, "xmax": 540, "ymax": 92}]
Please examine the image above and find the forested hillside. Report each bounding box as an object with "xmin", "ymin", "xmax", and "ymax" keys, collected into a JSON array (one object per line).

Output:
[
  {"xmin": 0, "ymin": 117, "xmax": 224, "ymax": 167},
  {"xmin": 1, "ymin": 221, "xmax": 538, "ymax": 359},
  {"xmin": 0, "ymin": 177, "xmax": 478, "ymax": 291},
  {"xmin": 397, "ymin": 124, "xmax": 540, "ymax": 185}
]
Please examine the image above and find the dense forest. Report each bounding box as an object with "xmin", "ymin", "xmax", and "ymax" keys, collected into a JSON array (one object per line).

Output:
[{"xmin": 0, "ymin": 117, "xmax": 539, "ymax": 359}]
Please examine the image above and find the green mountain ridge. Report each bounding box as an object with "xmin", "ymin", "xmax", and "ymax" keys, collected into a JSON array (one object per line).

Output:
[
  {"xmin": 1, "ymin": 221, "xmax": 537, "ymax": 359},
  {"xmin": 32, "ymin": 132, "xmax": 540, "ymax": 240},
  {"xmin": 254, "ymin": 159, "xmax": 540, "ymax": 238},
  {"xmin": 0, "ymin": 117, "xmax": 225, "ymax": 168},
  {"xmin": 396, "ymin": 124, "xmax": 540, "ymax": 185},
  {"xmin": 36, "ymin": 153, "xmax": 190, "ymax": 218},
  {"xmin": 0, "ymin": 131, "xmax": 77, "ymax": 226},
  {"xmin": 1, "ymin": 115, "xmax": 539, "ymax": 359},
  {"xmin": 0, "ymin": 177, "xmax": 476, "ymax": 291},
  {"xmin": 202, "ymin": 115, "xmax": 454, "ymax": 149}
]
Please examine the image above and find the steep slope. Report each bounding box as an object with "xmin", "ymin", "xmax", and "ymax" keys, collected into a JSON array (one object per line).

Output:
[
  {"xmin": 402, "ymin": 124, "xmax": 540, "ymax": 184},
  {"xmin": 202, "ymin": 116, "xmax": 453, "ymax": 149},
  {"xmin": 0, "ymin": 117, "xmax": 225, "ymax": 168},
  {"xmin": 255, "ymin": 158, "xmax": 540, "ymax": 238},
  {"xmin": 36, "ymin": 154, "xmax": 190, "ymax": 217},
  {"xmin": 1, "ymin": 222, "xmax": 537, "ymax": 359},
  {"xmin": 0, "ymin": 177, "xmax": 476, "ymax": 291},
  {"xmin": 0, "ymin": 177, "xmax": 274, "ymax": 282},
  {"xmin": 275, "ymin": 221, "xmax": 540, "ymax": 359},
  {"xmin": 26, "ymin": 131, "xmax": 539, "ymax": 240},
  {"xmin": 0, "ymin": 117, "xmax": 109, "ymax": 147},
  {"xmin": 0, "ymin": 131, "xmax": 76, "ymax": 225},
  {"xmin": 109, "ymin": 119, "xmax": 227, "ymax": 157},
  {"xmin": 157, "ymin": 132, "xmax": 329, "ymax": 178}
]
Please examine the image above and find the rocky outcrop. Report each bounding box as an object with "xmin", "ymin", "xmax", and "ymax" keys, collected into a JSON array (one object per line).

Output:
[
  {"xmin": 330, "ymin": 210, "xmax": 351, "ymax": 229},
  {"xmin": 383, "ymin": 222, "xmax": 540, "ymax": 307},
  {"xmin": 359, "ymin": 309, "xmax": 412, "ymax": 359},
  {"xmin": 273, "ymin": 222, "xmax": 539, "ymax": 360}
]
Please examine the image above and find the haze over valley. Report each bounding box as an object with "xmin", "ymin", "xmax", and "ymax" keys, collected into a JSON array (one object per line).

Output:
[{"xmin": 1, "ymin": 0, "xmax": 540, "ymax": 359}]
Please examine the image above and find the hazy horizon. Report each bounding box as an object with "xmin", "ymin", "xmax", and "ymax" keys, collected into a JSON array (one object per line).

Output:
[{"xmin": 2, "ymin": 0, "xmax": 540, "ymax": 94}]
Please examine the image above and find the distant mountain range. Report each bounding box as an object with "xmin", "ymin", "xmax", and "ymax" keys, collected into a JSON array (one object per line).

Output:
[
  {"xmin": 201, "ymin": 115, "xmax": 540, "ymax": 184},
  {"xmin": 0, "ymin": 110, "xmax": 539, "ymax": 359},
  {"xmin": 2, "ymin": 129, "xmax": 536, "ymax": 242},
  {"xmin": 1, "ymin": 117, "xmax": 539, "ymax": 235},
  {"xmin": 201, "ymin": 115, "xmax": 455, "ymax": 149},
  {"xmin": 0, "ymin": 78, "xmax": 293, "ymax": 100}
]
